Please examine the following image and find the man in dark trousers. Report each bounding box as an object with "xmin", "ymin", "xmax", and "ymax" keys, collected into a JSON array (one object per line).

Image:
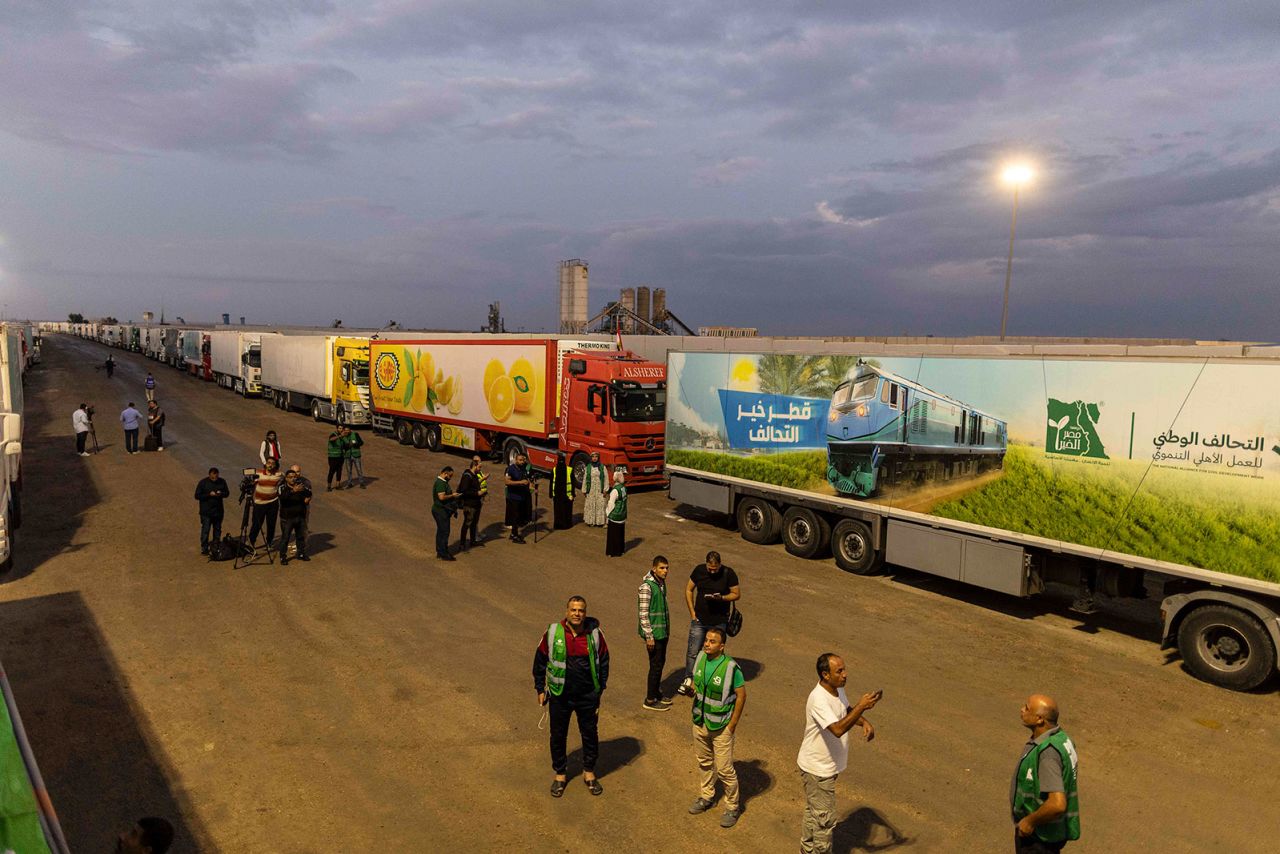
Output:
[
  {"xmin": 504, "ymin": 451, "xmax": 532, "ymax": 543},
  {"xmin": 104, "ymin": 355, "xmax": 115, "ymax": 378},
  {"xmin": 432, "ymin": 465, "xmax": 458, "ymax": 560},
  {"xmin": 194, "ymin": 467, "xmax": 229, "ymax": 555},
  {"xmin": 278, "ymin": 469, "xmax": 313, "ymax": 565},
  {"xmin": 1012, "ymin": 694, "xmax": 1080, "ymax": 853},
  {"xmin": 679, "ymin": 551, "xmax": 742, "ymax": 697},
  {"xmin": 637, "ymin": 555, "xmax": 672, "ymax": 711},
  {"xmin": 456, "ymin": 456, "xmax": 485, "ymax": 550},
  {"xmin": 147, "ymin": 400, "xmax": 166, "ymax": 451},
  {"xmin": 533, "ymin": 596, "xmax": 609, "ymax": 798}
]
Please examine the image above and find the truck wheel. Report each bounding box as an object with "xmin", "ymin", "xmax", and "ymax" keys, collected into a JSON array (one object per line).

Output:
[
  {"xmin": 1177, "ymin": 604, "xmax": 1276, "ymax": 691},
  {"xmin": 782, "ymin": 507, "xmax": 831, "ymax": 559},
  {"xmin": 424, "ymin": 423, "xmax": 442, "ymax": 452},
  {"xmin": 311, "ymin": 400, "xmax": 323, "ymax": 422},
  {"xmin": 570, "ymin": 452, "xmax": 591, "ymax": 491},
  {"xmin": 736, "ymin": 497, "xmax": 781, "ymax": 545},
  {"xmin": 832, "ymin": 519, "xmax": 882, "ymax": 575},
  {"xmin": 411, "ymin": 423, "xmax": 431, "ymax": 449},
  {"xmin": 395, "ymin": 419, "xmax": 413, "ymax": 445},
  {"xmin": 336, "ymin": 408, "xmax": 348, "ymax": 427},
  {"xmin": 504, "ymin": 438, "xmax": 526, "ymax": 467}
]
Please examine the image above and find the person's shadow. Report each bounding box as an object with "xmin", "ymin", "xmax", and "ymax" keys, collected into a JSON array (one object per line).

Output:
[
  {"xmin": 563, "ymin": 735, "xmax": 644, "ymax": 781},
  {"xmin": 832, "ymin": 806, "xmax": 912, "ymax": 852},
  {"xmin": 735, "ymin": 757, "xmax": 774, "ymax": 810}
]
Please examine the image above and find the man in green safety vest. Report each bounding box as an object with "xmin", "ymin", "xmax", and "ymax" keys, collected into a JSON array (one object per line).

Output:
[
  {"xmin": 637, "ymin": 555, "xmax": 672, "ymax": 712},
  {"xmin": 687, "ymin": 626, "xmax": 746, "ymax": 829},
  {"xmin": 1012, "ymin": 694, "xmax": 1080, "ymax": 853},
  {"xmin": 533, "ymin": 596, "xmax": 610, "ymax": 798}
]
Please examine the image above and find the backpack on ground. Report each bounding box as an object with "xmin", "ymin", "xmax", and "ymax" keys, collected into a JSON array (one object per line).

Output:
[
  {"xmin": 208, "ymin": 535, "xmax": 244, "ymax": 562},
  {"xmin": 143, "ymin": 434, "xmax": 159, "ymax": 452}
]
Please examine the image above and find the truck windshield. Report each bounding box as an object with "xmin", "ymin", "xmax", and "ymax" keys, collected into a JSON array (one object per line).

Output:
[
  {"xmin": 352, "ymin": 360, "xmax": 370, "ymax": 385},
  {"xmin": 611, "ymin": 387, "xmax": 665, "ymax": 422},
  {"xmin": 246, "ymin": 349, "xmax": 262, "ymax": 368}
]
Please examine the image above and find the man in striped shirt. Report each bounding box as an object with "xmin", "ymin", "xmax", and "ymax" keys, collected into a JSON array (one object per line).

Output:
[{"xmin": 248, "ymin": 458, "xmax": 284, "ymax": 551}]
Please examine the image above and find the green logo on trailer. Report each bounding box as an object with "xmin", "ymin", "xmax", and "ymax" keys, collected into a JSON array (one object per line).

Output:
[{"xmin": 1046, "ymin": 399, "xmax": 1108, "ymax": 459}]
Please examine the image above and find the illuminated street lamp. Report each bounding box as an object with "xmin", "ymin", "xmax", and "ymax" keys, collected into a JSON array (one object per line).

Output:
[{"xmin": 999, "ymin": 163, "xmax": 1034, "ymax": 341}]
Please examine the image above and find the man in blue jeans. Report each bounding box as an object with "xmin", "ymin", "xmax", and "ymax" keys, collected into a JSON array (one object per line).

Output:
[
  {"xmin": 678, "ymin": 551, "xmax": 742, "ymax": 697},
  {"xmin": 120, "ymin": 401, "xmax": 144, "ymax": 454}
]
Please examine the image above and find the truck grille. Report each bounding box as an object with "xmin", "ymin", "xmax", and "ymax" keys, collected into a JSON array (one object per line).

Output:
[{"xmin": 622, "ymin": 434, "xmax": 665, "ymax": 482}]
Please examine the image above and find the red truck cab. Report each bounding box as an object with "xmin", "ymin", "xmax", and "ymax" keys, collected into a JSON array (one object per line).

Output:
[{"xmin": 555, "ymin": 351, "xmax": 666, "ymax": 487}]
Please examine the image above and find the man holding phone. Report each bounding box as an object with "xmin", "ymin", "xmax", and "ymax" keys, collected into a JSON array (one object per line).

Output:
[
  {"xmin": 678, "ymin": 551, "xmax": 741, "ymax": 697},
  {"xmin": 796, "ymin": 653, "xmax": 882, "ymax": 854}
]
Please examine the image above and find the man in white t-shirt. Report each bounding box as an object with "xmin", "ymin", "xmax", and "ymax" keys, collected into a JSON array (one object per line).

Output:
[{"xmin": 796, "ymin": 653, "xmax": 882, "ymax": 854}]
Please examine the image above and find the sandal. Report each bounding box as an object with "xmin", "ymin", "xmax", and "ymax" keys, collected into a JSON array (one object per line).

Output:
[
  {"xmin": 584, "ymin": 777, "xmax": 603, "ymax": 796},
  {"xmin": 550, "ymin": 779, "xmax": 567, "ymax": 798}
]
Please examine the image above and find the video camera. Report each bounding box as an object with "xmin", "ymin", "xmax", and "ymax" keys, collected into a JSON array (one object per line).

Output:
[{"xmin": 238, "ymin": 467, "xmax": 258, "ymax": 503}]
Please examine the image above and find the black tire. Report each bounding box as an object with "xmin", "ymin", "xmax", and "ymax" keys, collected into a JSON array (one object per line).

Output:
[
  {"xmin": 504, "ymin": 437, "xmax": 526, "ymax": 467},
  {"xmin": 832, "ymin": 519, "xmax": 882, "ymax": 575},
  {"xmin": 424, "ymin": 423, "xmax": 442, "ymax": 453},
  {"xmin": 570, "ymin": 452, "xmax": 591, "ymax": 491},
  {"xmin": 411, "ymin": 422, "xmax": 431, "ymax": 449},
  {"xmin": 336, "ymin": 407, "xmax": 348, "ymax": 427},
  {"xmin": 736, "ymin": 497, "xmax": 781, "ymax": 545},
  {"xmin": 311, "ymin": 400, "xmax": 323, "ymax": 422},
  {"xmin": 394, "ymin": 419, "xmax": 413, "ymax": 445},
  {"xmin": 1176, "ymin": 604, "xmax": 1277, "ymax": 691},
  {"xmin": 782, "ymin": 507, "xmax": 831, "ymax": 559}
]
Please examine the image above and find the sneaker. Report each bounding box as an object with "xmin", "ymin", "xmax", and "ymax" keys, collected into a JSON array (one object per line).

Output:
[
  {"xmin": 438, "ymin": 554, "xmax": 457, "ymax": 561},
  {"xmin": 280, "ymin": 557, "xmax": 290, "ymax": 566},
  {"xmin": 677, "ymin": 678, "xmax": 695, "ymax": 697},
  {"xmin": 158, "ymin": 447, "xmax": 165, "ymax": 451},
  {"xmin": 200, "ymin": 548, "xmax": 209, "ymax": 556},
  {"xmin": 79, "ymin": 452, "xmax": 91, "ymax": 457},
  {"xmin": 655, "ymin": 697, "xmax": 674, "ymax": 707},
  {"xmin": 298, "ymin": 555, "xmax": 310, "ymax": 562},
  {"xmin": 688, "ymin": 797, "xmax": 714, "ymax": 815},
  {"xmin": 642, "ymin": 699, "xmax": 671, "ymax": 712},
  {"xmin": 720, "ymin": 809, "xmax": 740, "ymax": 828}
]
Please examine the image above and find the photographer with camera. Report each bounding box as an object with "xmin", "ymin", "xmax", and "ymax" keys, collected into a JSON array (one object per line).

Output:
[
  {"xmin": 194, "ymin": 468, "xmax": 230, "ymax": 555},
  {"xmin": 433, "ymin": 465, "xmax": 460, "ymax": 561},
  {"xmin": 278, "ymin": 469, "xmax": 313, "ymax": 565},
  {"xmin": 72, "ymin": 402, "xmax": 92, "ymax": 457},
  {"xmin": 247, "ymin": 458, "xmax": 284, "ymax": 552}
]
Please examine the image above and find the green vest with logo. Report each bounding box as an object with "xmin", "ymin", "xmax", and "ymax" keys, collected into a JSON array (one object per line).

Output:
[
  {"xmin": 1014, "ymin": 729, "xmax": 1081, "ymax": 843},
  {"xmin": 637, "ymin": 577, "xmax": 669, "ymax": 641},
  {"xmin": 543, "ymin": 622, "xmax": 602, "ymax": 697},
  {"xmin": 608, "ymin": 486, "xmax": 627, "ymax": 522},
  {"xmin": 691, "ymin": 651, "xmax": 738, "ymax": 731}
]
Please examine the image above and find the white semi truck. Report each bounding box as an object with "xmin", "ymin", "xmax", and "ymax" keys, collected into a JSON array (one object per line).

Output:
[
  {"xmin": 261, "ymin": 333, "xmax": 372, "ymax": 425},
  {"xmin": 663, "ymin": 341, "xmax": 1280, "ymax": 692},
  {"xmin": 210, "ymin": 330, "xmax": 272, "ymax": 396},
  {"xmin": 0, "ymin": 325, "xmax": 25, "ymax": 573}
]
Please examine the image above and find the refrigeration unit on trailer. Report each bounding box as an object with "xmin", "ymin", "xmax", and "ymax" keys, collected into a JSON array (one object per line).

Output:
[{"xmin": 664, "ymin": 344, "xmax": 1280, "ymax": 691}]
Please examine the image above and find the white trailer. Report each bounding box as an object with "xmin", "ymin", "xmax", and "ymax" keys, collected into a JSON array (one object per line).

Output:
[
  {"xmin": 210, "ymin": 330, "xmax": 271, "ymax": 396},
  {"xmin": 0, "ymin": 325, "xmax": 25, "ymax": 572},
  {"xmin": 261, "ymin": 333, "xmax": 371, "ymax": 424}
]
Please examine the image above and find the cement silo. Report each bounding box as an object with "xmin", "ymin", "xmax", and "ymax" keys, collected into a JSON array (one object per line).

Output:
[
  {"xmin": 559, "ymin": 259, "xmax": 589, "ymax": 334},
  {"xmin": 636, "ymin": 286, "xmax": 651, "ymax": 329},
  {"xmin": 652, "ymin": 288, "xmax": 666, "ymax": 325},
  {"xmin": 620, "ymin": 288, "xmax": 636, "ymax": 333}
]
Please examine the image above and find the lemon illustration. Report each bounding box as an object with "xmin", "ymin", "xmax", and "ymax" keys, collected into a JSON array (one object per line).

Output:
[
  {"xmin": 437, "ymin": 375, "xmax": 455, "ymax": 406},
  {"xmin": 410, "ymin": 378, "xmax": 428, "ymax": 412},
  {"xmin": 447, "ymin": 380, "xmax": 464, "ymax": 415},
  {"xmin": 487, "ymin": 374, "xmax": 515, "ymax": 422},
  {"xmin": 435, "ymin": 367, "xmax": 444, "ymax": 390},
  {"xmin": 483, "ymin": 359, "xmax": 505, "ymax": 395},
  {"xmin": 418, "ymin": 351, "xmax": 436, "ymax": 390},
  {"xmin": 510, "ymin": 357, "xmax": 535, "ymax": 413}
]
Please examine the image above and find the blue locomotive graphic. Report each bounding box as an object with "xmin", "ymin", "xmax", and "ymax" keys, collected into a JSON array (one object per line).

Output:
[{"xmin": 827, "ymin": 360, "xmax": 1007, "ymax": 496}]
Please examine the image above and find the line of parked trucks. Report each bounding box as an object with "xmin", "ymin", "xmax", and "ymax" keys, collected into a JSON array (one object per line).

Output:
[{"xmin": 42, "ymin": 321, "xmax": 1280, "ymax": 692}]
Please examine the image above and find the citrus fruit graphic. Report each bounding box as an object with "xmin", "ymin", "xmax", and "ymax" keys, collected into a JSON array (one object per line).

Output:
[
  {"xmin": 417, "ymin": 350, "xmax": 435, "ymax": 389},
  {"xmin": 510, "ymin": 357, "xmax": 535, "ymax": 413},
  {"xmin": 487, "ymin": 374, "xmax": 515, "ymax": 422},
  {"xmin": 437, "ymin": 375, "xmax": 455, "ymax": 406},
  {"xmin": 447, "ymin": 380, "xmax": 464, "ymax": 415},
  {"xmin": 410, "ymin": 378, "xmax": 428, "ymax": 412},
  {"xmin": 483, "ymin": 359, "xmax": 505, "ymax": 395}
]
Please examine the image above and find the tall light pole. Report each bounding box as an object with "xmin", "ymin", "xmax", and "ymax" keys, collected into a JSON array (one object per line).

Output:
[{"xmin": 999, "ymin": 163, "xmax": 1034, "ymax": 341}]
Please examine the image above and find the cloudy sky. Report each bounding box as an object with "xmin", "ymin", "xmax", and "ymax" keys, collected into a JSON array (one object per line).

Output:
[{"xmin": 2, "ymin": 1, "xmax": 1278, "ymax": 339}]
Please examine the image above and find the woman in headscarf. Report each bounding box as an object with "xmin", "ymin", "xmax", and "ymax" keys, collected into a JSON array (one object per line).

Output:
[
  {"xmin": 604, "ymin": 469, "xmax": 627, "ymax": 557},
  {"xmin": 581, "ymin": 452, "xmax": 610, "ymax": 527},
  {"xmin": 550, "ymin": 452, "xmax": 575, "ymax": 530}
]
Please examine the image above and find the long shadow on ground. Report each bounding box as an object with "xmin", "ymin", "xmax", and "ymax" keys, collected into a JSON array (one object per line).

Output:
[{"xmin": 0, "ymin": 592, "xmax": 214, "ymax": 852}]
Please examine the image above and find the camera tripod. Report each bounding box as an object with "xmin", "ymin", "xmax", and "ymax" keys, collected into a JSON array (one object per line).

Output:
[{"xmin": 234, "ymin": 490, "xmax": 277, "ymax": 569}]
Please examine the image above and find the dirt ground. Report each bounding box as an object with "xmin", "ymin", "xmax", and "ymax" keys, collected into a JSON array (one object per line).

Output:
[{"xmin": 2, "ymin": 335, "xmax": 1278, "ymax": 853}]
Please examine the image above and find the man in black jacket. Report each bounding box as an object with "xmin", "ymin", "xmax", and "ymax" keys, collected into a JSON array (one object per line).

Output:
[
  {"xmin": 532, "ymin": 596, "xmax": 610, "ymax": 798},
  {"xmin": 456, "ymin": 456, "xmax": 485, "ymax": 550},
  {"xmin": 278, "ymin": 469, "xmax": 313, "ymax": 565},
  {"xmin": 194, "ymin": 468, "xmax": 229, "ymax": 555}
]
